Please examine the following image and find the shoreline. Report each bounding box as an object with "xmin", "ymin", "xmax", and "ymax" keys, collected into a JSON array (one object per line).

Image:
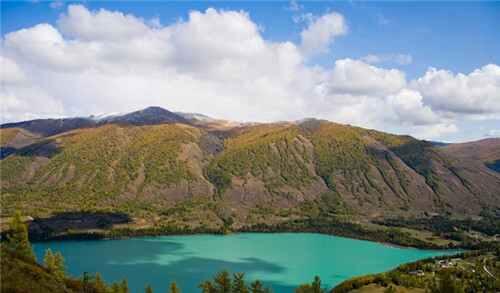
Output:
[{"xmin": 27, "ymin": 226, "xmax": 466, "ymax": 251}]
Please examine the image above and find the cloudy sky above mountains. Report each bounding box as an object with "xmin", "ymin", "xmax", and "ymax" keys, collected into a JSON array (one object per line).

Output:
[{"xmin": 1, "ymin": 1, "xmax": 499, "ymax": 142}]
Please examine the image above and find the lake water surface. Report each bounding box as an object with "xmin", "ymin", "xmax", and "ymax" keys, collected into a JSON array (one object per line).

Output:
[{"xmin": 33, "ymin": 233, "xmax": 458, "ymax": 292}]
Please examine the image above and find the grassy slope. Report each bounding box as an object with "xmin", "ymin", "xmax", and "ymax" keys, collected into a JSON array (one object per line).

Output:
[
  {"xmin": 1, "ymin": 124, "xmax": 202, "ymax": 217},
  {"xmin": 332, "ymin": 248, "xmax": 500, "ymax": 293},
  {"xmin": 1, "ymin": 247, "xmax": 71, "ymax": 293},
  {"xmin": 1, "ymin": 121, "xmax": 499, "ymax": 246},
  {"xmin": 206, "ymin": 123, "xmax": 316, "ymax": 195}
]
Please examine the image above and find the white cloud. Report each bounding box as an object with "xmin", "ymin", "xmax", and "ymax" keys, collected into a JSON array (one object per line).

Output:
[
  {"xmin": 412, "ymin": 123, "xmax": 458, "ymax": 140},
  {"xmin": 300, "ymin": 12, "xmax": 347, "ymax": 56},
  {"xmin": 361, "ymin": 53, "xmax": 413, "ymax": 65},
  {"xmin": 412, "ymin": 64, "xmax": 500, "ymax": 115},
  {"xmin": 0, "ymin": 56, "xmax": 26, "ymax": 84},
  {"xmin": 386, "ymin": 89, "xmax": 439, "ymax": 126},
  {"xmin": 0, "ymin": 5, "xmax": 498, "ymax": 142},
  {"xmin": 58, "ymin": 5, "xmax": 151, "ymax": 41},
  {"xmin": 326, "ymin": 59, "xmax": 406, "ymax": 96}
]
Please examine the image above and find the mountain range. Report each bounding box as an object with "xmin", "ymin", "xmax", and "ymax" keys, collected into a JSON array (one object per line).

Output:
[{"xmin": 1, "ymin": 106, "xmax": 499, "ymax": 237}]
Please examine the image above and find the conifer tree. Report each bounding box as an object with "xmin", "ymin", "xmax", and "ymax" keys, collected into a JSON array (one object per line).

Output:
[
  {"xmin": 311, "ymin": 276, "xmax": 324, "ymax": 293},
  {"xmin": 44, "ymin": 249, "xmax": 66, "ymax": 281},
  {"xmin": 44, "ymin": 249, "xmax": 55, "ymax": 270},
  {"xmin": 199, "ymin": 280, "xmax": 216, "ymax": 293},
  {"xmin": 232, "ymin": 273, "xmax": 249, "ymax": 293},
  {"xmin": 53, "ymin": 251, "xmax": 66, "ymax": 280},
  {"xmin": 7, "ymin": 211, "xmax": 35, "ymax": 261},
  {"xmin": 250, "ymin": 280, "xmax": 265, "ymax": 293},
  {"xmin": 214, "ymin": 271, "xmax": 232, "ymax": 293},
  {"xmin": 111, "ymin": 283, "xmax": 122, "ymax": 293},
  {"xmin": 169, "ymin": 282, "xmax": 181, "ymax": 293},
  {"xmin": 95, "ymin": 272, "xmax": 107, "ymax": 292},
  {"xmin": 121, "ymin": 279, "xmax": 129, "ymax": 293}
]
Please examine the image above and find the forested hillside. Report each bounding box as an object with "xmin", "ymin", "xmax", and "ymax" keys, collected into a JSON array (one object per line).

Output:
[{"xmin": 1, "ymin": 108, "xmax": 499, "ymax": 244}]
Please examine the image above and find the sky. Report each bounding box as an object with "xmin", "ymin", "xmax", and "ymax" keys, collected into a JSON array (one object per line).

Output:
[{"xmin": 1, "ymin": 1, "xmax": 499, "ymax": 142}]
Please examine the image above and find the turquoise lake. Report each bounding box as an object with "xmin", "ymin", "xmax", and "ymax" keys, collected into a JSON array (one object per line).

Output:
[{"xmin": 33, "ymin": 233, "xmax": 458, "ymax": 292}]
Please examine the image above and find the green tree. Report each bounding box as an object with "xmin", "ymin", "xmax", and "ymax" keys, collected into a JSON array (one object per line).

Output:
[
  {"xmin": 295, "ymin": 276, "xmax": 325, "ymax": 293},
  {"xmin": 214, "ymin": 271, "xmax": 232, "ymax": 293},
  {"xmin": 43, "ymin": 249, "xmax": 65, "ymax": 281},
  {"xmin": 199, "ymin": 281, "xmax": 216, "ymax": 293},
  {"xmin": 44, "ymin": 249, "xmax": 55, "ymax": 271},
  {"xmin": 169, "ymin": 282, "xmax": 181, "ymax": 293},
  {"xmin": 384, "ymin": 286, "xmax": 397, "ymax": 293},
  {"xmin": 53, "ymin": 251, "xmax": 66, "ymax": 280},
  {"xmin": 429, "ymin": 272, "xmax": 464, "ymax": 293},
  {"xmin": 82, "ymin": 272, "xmax": 95, "ymax": 293},
  {"xmin": 6, "ymin": 211, "xmax": 35, "ymax": 261},
  {"xmin": 95, "ymin": 272, "xmax": 107, "ymax": 292},
  {"xmin": 145, "ymin": 284, "xmax": 153, "ymax": 293},
  {"xmin": 111, "ymin": 283, "xmax": 122, "ymax": 293},
  {"xmin": 232, "ymin": 273, "xmax": 248, "ymax": 293},
  {"xmin": 250, "ymin": 280, "xmax": 265, "ymax": 293},
  {"xmin": 311, "ymin": 276, "xmax": 324, "ymax": 293},
  {"xmin": 121, "ymin": 279, "xmax": 129, "ymax": 293}
]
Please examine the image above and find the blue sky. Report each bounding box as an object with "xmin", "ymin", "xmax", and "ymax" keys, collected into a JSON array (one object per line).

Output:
[
  {"xmin": 1, "ymin": 1, "xmax": 499, "ymax": 142},
  {"xmin": 3, "ymin": 1, "xmax": 499, "ymax": 78}
]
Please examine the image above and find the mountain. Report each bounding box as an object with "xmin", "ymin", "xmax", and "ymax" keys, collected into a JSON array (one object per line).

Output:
[
  {"xmin": 99, "ymin": 106, "xmax": 189, "ymax": 125},
  {"xmin": 0, "ymin": 106, "xmax": 188, "ymax": 137},
  {"xmin": 1, "ymin": 107, "xmax": 499, "ymax": 240},
  {"xmin": 441, "ymin": 138, "xmax": 500, "ymax": 173},
  {"xmin": 0, "ymin": 118, "xmax": 96, "ymax": 137}
]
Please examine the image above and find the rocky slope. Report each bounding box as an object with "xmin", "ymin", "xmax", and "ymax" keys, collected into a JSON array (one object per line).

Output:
[{"xmin": 1, "ymin": 107, "xmax": 499, "ymax": 233}]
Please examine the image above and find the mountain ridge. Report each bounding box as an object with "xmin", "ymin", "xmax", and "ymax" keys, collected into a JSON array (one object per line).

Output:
[{"xmin": 1, "ymin": 106, "xmax": 499, "ymax": 241}]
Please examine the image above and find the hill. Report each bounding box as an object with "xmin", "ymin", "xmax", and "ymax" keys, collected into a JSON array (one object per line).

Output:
[
  {"xmin": 1, "ymin": 107, "xmax": 499, "ymax": 245},
  {"xmin": 332, "ymin": 246, "xmax": 500, "ymax": 293}
]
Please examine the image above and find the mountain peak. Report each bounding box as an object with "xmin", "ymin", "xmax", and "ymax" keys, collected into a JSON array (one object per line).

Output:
[{"xmin": 99, "ymin": 106, "xmax": 189, "ymax": 126}]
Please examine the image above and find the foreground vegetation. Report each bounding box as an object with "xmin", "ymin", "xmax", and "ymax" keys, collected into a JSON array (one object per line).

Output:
[{"xmin": 333, "ymin": 248, "xmax": 500, "ymax": 293}]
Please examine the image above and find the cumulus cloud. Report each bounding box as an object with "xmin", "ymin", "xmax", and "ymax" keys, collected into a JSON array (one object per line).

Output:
[
  {"xmin": 386, "ymin": 89, "xmax": 439, "ymax": 126},
  {"xmin": 58, "ymin": 5, "xmax": 151, "ymax": 41},
  {"xmin": 299, "ymin": 12, "xmax": 347, "ymax": 56},
  {"xmin": 326, "ymin": 59, "xmax": 406, "ymax": 96},
  {"xmin": 412, "ymin": 64, "xmax": 500, "ymax": 115},
  {"xmin": 0, "ymin": 5, "xmax": 498, "ymax": 142}
]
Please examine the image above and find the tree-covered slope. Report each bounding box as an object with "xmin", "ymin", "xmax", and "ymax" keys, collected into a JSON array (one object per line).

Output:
[{"xmin": 1, "ymin": 110, "xmax": 499, "ymax": 237}]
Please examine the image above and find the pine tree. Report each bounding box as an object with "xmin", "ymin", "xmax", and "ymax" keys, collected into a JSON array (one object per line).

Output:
[
  {"xmin": 199, "ymin": 281, "xmax": 216, "ymax": 293},
  {"xmin": 95, "ymin": 273, "xmax": 107, "ymax": 292},
  {"xmin": 169, "ymin": 282, "xmax": 181, "ymax": 293},
  {"xmin": 121, "ymin": 279, "xmax": 129, "ymax": 293},
  {"xmin": 214, "ymin": 271, "xmax": 232, "ymax": 293},
  {"xmin": 44, "ymin": 249, "xmax": 66, "ymax": 281},
  {"xmin": 145, "ymin": 284, "xmax": 153, "ymax": 293},
  {"xmin": 7, "ymin": 211, "xmax": 35, "ymax": 261},
  {"xmin": 111, "ymin": 283, "xmax": 122, "ymax": 293},
  {"xmin": 311, "ymin": 276, "xmax": 324, "ymax": 293},
  {"xmin": 44, "ymin": 249, "xmax": 55, "ymax": 270},
  {"xmin": 232, "ymin": 273, "xmax": 249, "ymax": 293},
  {"xmin": 295, "ymin": 276, "xmax": 325, "ymax": 293},
  {"xmin": 250, "ymin": 280, "xmax": 265, "ymax": 293},
  {"xmin": 82, "ymin": 272, "xmax": 95, "ymax": 293},
  {"xmin": 53, "ymin": 251, "xmax": 66, "ymax": 280}
]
